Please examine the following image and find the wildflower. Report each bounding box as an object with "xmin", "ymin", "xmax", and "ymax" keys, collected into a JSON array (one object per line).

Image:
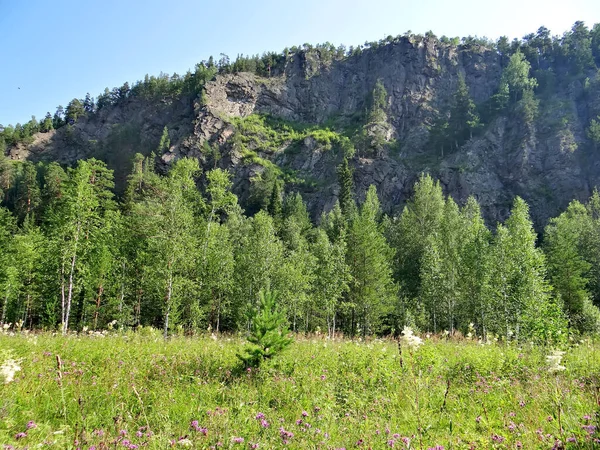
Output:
[
  {"xmin": 15, "ymin": 432, "xmax": 27, "ymax": 439},
  {"xmin": 1, "ymin": 358, "xmax": 21, "ymax": 384},
  {"xmin": 177, "ymin": 438, "xmax": 193, "ymax": 447},
  {"xmin": 547, "ymin": 416, "xmax": 554, "ymax": 422},
  {"xmin": 302, "ymin": 411, "xmax": 309, "ymax": 417},
  {"xmin": 250, "ymin": 444, "xmax": 259, "ymax": 449},
  {"xmin": 427, "ymin": 447, "xmax": 445, "ymax": 450},
  {"xmin": 401, "ymin": 327, "xmax": 423, "ymax": 350},
  {"xmin": 475, "ymin": 416, "xmax": 481, "ymax": 423},
  {"xmin": 255, "ymin": 412, "xmax": 265, "ymax": 420},
  {"xmin": 260, "ymin": 419, "xmax": 269, "ymax": 428},
  {"xmin": 491, "ymin": 434, "xmax": 505, "ymax": 443},
  {"xmin": 388, "ymin": 440, "xmax": 395, "ymax": 447},
  {"xmin": 567, "ymin": 437, "xmax": 576, "ymax": 443},
  {"xmin": 356, "ymin": 439, "xmax": 364, "ymax": 446},
  {"xmin": 508, "ymin": 422, "xmax": 516, "ymax": 432},
  {"xmin": 583, "ymin": 424, "xmax": 596, "ymax": 434},
  {"xmin": 515, "ymin": 441, "xmax": 523, "ymax": 448},
  {"xmin": 26, "ymin": 421, "xmax": 37, "ymax": 429},
  {"xmin": 136, "ymin": 431, "xmax": 143, "ymax": 438},
  {"xmin": 519, "ymin": 400, "xmax": 526, "ymax": 407},
  {"xmin": 279, "ymin": 427, "xmax": 294, "ymax": 440},
  {"xmin": 232, "ymin": 437, "xmax": 244, "ymax": 444},
  {"xmin": 546, "ymin": 350, "xmax": 566, "ymax": 373},
  {"xmin": 119, "ymin": 429, "xmax": 127, "ymax": 436}
]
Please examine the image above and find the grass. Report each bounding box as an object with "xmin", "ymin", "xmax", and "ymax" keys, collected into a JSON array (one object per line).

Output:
[
  {"xmin": 1, "ymin": 331, "xmax": 599, "ymax": 449},
  {"xmin": 231, "ymin": 114, "xmax": 355, "ymax": 162}
]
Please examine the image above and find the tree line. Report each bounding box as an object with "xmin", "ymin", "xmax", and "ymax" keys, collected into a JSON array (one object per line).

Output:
[
  {"xmin": 1, "ymin": 153, "xmax": 599, "ymax": 341},
  {"xmin": 2, "ymin": 21, "xmax": 599, "ymax": 153}
]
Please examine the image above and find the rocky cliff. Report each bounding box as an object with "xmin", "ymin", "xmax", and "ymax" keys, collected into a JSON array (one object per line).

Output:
[{"xmin": 6, "ymin": 34, "xmax": 600, "ymax": 227}]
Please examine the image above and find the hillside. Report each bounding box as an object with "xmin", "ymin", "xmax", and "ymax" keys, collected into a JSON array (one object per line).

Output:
[{"xmin": 2, "ymin": 23, "xmax": 600, "ymax": 227}]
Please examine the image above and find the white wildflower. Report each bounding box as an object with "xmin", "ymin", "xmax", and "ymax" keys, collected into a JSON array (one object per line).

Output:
[
  {"xmin": 1, "ymin": 357, "xmax": 21, "ymax": 384},
  {"xmin": 401, "ymin": 326, "xmax": 423, "ymax": 350},
  {"xmin": 546, "ymin": 350, "xmax": 566, "ymax": 373},
  {"xmin": 177, "ymin": 438, "xmax": 193, "ymax": 447}
]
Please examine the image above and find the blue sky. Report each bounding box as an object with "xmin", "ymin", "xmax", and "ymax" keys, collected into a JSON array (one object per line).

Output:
[{"xmin": 1, "ymin": 0, "xmax": 598, "ymax": 126}]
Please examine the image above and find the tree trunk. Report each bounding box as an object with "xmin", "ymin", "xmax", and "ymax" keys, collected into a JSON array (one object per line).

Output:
[
  {"xmin": 163, "ymin": 269, "xmax": 173, "ymax": 339},
  {"xmin": 63, "ymin": 222, "xmax": 81, "ymax": 335},
  {"xmin": 93, "ymin": 284, "xmax": 104, "ymax": 330},
  {"xmin": 1, "ymin": 292, "xmax": 8, "ymax": 325}
]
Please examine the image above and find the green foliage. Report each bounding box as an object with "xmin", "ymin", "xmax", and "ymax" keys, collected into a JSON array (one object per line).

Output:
[
  {"xmin": 157, "ymin": 126, "xmax": 170, "ymax": 153},
  {"xmin": 336, "ymin": 157, "xmax": 355, "ymax": 217},
  {"xmin": 587, "ymin": 116, "xmax": 600, "ymax": 148},
  {"xmin": 346, "ymin": 186, "xmax": 396, "ymax": 336},
  {"xmin": 544, "ymin": 201, "xmax": 600, "ymax": 333},
  {"xmin": 501, "ymin": 51, "xmax": 538, "ymax": 103},
  {"xmin": 237, "ymin": 289, "xmax": 293, "ymax": 368}
]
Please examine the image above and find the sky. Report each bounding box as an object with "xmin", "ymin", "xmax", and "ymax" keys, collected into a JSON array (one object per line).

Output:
[{"xmin": 0, "ymin": 0, "xmax": 599, "ymax": 126}]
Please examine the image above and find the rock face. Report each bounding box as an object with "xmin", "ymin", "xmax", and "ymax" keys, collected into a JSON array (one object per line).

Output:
[{"xmin": 7, "ymin": 36, "xmax": 600, "ymax": 228}]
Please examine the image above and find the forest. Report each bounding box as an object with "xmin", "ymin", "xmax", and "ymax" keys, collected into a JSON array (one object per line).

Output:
[
  {"xmin": 0, "ymin": 150, "xmax": 599, "ymax": 343},
  {"xmin": 1, "ymin": 20, "xmax": 600, "ymax": 342}
]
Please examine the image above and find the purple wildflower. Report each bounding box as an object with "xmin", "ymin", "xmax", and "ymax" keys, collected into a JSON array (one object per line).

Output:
[
  {"xmin": 15, "ymin": 432, "xmax": 27, "ymax": 439},
  {"xmin": 232, "ymin": 437, "xmax": 244, "ymax": 444},
  {"xmin": 26, "ymin": 421, "xmax": 37, "ymax": 429},
  {"xmin": 491, "ymin": 434, "xmax": 505, "ymax": 443}
]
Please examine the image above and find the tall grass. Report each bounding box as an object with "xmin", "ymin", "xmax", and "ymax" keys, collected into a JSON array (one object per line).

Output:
[{"xmin": 1, "ymin": 330, "xmax": 599, "ymax": 449}]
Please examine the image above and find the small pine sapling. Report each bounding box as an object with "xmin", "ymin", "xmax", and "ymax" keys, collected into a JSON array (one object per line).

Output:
[{"xmin": 238, "ymin": 289, "xmax": 293, "ymax": 368}]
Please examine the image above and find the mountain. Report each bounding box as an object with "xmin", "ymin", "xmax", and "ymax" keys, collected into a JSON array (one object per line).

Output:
[{"xmin": 3, "ymin": 23, "xmax": 600, "ymax": 228}]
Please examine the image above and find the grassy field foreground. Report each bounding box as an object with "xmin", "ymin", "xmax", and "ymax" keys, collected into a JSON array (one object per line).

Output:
[{"xmin": 1, "ymin": 331, "xmax": 599, "ymax": 449}]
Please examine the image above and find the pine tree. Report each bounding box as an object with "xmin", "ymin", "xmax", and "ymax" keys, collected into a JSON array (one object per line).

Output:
[
  {"xmin": 157, "ymin": 126, "xmax": 171, "ymax": 153},
  {"xmin": 336, "ymin": 158, "xmax": 355, "ymax": 217},
  {"xmin": 267, "ymin": 179, "xmax": 283, "ymax": 226},
  {"xmin": 449, "ymin": 74, "xmax": 481, "ymax": 148},
  {"xmin": 237, "ymin": 289, "xmax": 293, "ymax": 368}
]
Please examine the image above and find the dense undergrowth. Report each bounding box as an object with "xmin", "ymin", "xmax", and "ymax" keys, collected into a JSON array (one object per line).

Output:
[{"xmin": 1, "ymin": 331, "xmax": 599, "ymax": 449}]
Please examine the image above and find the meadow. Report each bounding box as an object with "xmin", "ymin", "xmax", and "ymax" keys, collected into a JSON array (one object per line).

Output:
[{"xmin": 1, "ymin": 330, "xmax": 599, "ymax": 449}]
